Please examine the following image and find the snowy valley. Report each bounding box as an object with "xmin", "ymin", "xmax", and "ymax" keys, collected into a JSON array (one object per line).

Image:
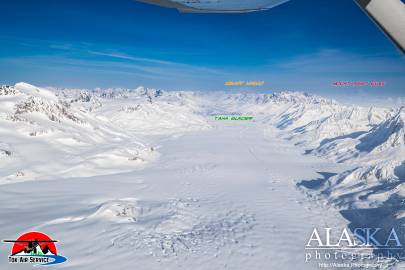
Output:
[{"xmin": 0, "ymin": 83, "xmax": 404, "ymax": 270}]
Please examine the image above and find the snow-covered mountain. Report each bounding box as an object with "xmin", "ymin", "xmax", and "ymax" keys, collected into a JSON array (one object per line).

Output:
[
  {"xmin": 319, "ymin": 159, "xmax": 405, "ymax": 208},
  {"xmin": 254, "ymin": 92, "xmax": 404, "ymax": 209},
  {"xmin": 209, "ymin": 90, "xmax": 404, "ymax": 209},
  {"xmin": 58, "ymin": 86, "xmax": 209, "ymax": 134},
  {"xmin": 0, "ymin": 83, "xmax": 208, "ymax": 183},
  {"xmin": 1, "ymin": 83, "xmax": 404, "ymax": 210},
  {"xmin": 305, "ymin": 109, "xmax": 405, "ymax": 208}
]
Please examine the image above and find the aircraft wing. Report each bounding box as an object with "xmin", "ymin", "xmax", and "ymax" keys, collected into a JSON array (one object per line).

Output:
[
  {"xmin": 136, "ymin": 0, "xmax": 291, "ymax": 13},
  {"xmin": 136, "ymin": 0, "xmax": 405, "ymax": 53}
]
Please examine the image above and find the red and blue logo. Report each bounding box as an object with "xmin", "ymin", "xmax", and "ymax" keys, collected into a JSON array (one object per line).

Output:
[{"xmin": 3, "ymin": 231, "xmax": 67, "ymax": 266}]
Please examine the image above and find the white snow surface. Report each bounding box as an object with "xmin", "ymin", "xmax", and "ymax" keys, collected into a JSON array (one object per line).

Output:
[{"xmin": 0, "ymin": 83, "xmax": 404, "ymax": 269}]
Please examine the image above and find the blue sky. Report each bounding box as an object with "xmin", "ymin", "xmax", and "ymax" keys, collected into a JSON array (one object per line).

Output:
[{"xmin": 0, "ymin": 0, "xmax": 404, "ymax": 98}]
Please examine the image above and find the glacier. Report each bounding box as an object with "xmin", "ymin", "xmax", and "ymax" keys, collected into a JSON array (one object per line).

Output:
[{"xmin": 0, "ymin": 82, "xmax": 404, "ymax": 269}]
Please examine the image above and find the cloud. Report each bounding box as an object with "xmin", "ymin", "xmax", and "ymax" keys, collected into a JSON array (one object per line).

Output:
[
  {"xmin": 87, "ymin": 51, "xmax": 174, "ymax": 65},
  {"xmin": 86, "ymin": 50, "xmax": 229, "ymax": 77},
  {"xmin": 0, "ymin": 51, "xmax": 231, "ymax": 90},
  {"xmin": 272, "ymin": 49, "xmax": 405, "ymax": 74},
  {"xmin": 1, "ymin": 38, "xmax": 404, "ymax": 94},
  {"xmin": 0, "ymin": 36, "xmax": 229, "ymax": 82}
]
